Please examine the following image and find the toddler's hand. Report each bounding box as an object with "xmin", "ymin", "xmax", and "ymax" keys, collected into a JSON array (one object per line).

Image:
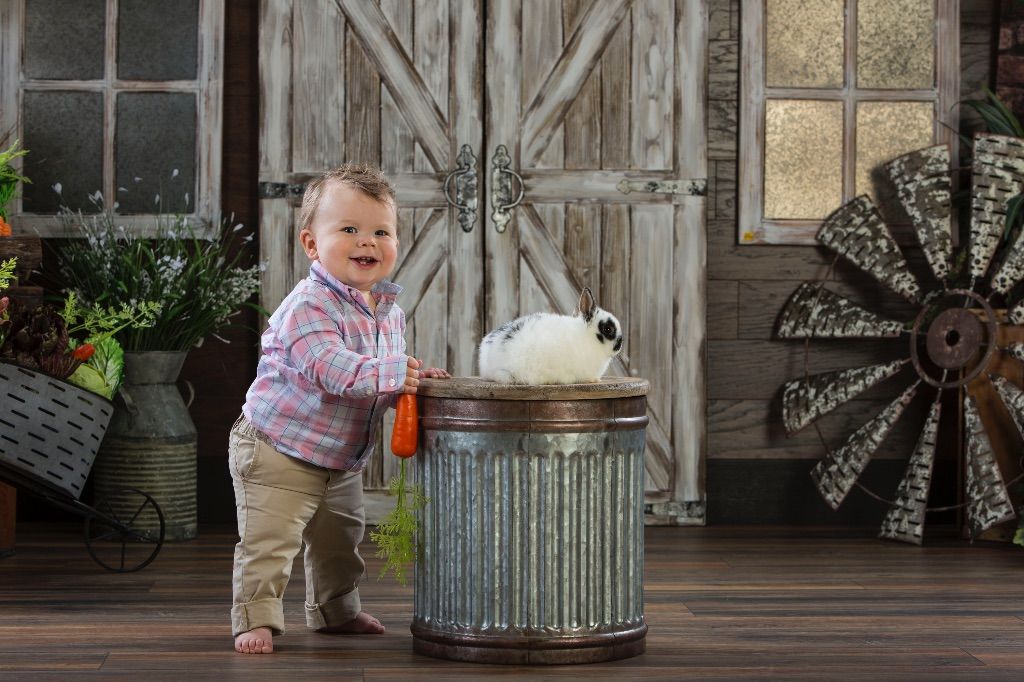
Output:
[
  {"xmin": 420, "ymin": 367, "xmax": 451, "ymax": 379},
  {"xmin": 401, "ymin": 357, "xmax": 422, "ymax": 394}
]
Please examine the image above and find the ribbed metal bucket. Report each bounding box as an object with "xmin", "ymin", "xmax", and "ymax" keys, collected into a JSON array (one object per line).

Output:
[
  {"xmin": 93, "ymin": 352, "xmax": 196, "ymax": 541},
  {"xmin": 411, "ymin": 377, "xmax": 649, "ymax": 664}
]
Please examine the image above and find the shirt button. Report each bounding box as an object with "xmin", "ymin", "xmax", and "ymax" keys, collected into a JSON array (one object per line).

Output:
[{"xmin": 388, "ymin": 379, "xmax": 396, "ymax": 387}]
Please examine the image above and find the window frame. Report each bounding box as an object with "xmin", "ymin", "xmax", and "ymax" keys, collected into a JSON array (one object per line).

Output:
[
  {"xmin": 738, "ymin": 0, "xmax": 960, "ymax": 245},
  {"xmin": 0, "ymin": 0, "xmax": 223, "ymax": 237}
]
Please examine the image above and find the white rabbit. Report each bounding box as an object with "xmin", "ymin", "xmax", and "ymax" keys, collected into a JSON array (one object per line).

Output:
[{"xmin": 478, "ymin": 288, "xmax": 623, "ymax": 384}]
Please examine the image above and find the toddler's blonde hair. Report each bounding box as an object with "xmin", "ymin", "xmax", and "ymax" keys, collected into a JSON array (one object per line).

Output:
[{"xmin": 298, "ymin": 163, "xmax": 397, "ymax": 234}]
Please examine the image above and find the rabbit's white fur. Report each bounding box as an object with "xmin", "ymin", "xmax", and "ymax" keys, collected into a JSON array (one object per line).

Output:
[{"xmin": 478, "ymin": 288, "xmax": 623, "ymax": 384}]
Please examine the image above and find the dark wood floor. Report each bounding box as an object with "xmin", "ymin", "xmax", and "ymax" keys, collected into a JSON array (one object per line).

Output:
[{"xmin": 2, "ymin": 524, "xmax": 1024, "ymax": 680}]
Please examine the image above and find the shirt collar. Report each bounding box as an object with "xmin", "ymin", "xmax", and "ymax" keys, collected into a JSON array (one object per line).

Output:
[{"xmin": 309, "ymin": 260, "xmax": 402, "ymax": 311}]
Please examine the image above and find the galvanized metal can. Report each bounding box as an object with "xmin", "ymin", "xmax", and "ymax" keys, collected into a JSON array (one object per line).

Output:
[
  {"xmin": 93, "ymin": 352, "xmax": 196, "ymax": 541},
  {"xmin": 411, "ymin": 377, "xmax": 649, "ymax": 664}
]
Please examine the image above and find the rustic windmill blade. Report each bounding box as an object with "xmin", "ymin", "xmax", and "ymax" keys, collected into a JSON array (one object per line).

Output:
[
  {"xmin": 877, "ymin": 396, "xmax": 942, "ymax": 545},
  {"xmin": 963, "ymin": 395, "xmax": 1017, "ymax": 537},
  {"xmin": 970, "ymin": 135, "xmax": 1024, "ymax": 282},
  {"xmin": 1006, "ymin": 343, "xmax": 1024, "ymax": 363},
  {"xmin": 1010, "ymin": 300, "xmax": 1024, "ymax": 325},
  {"xmin": 884, "ymin": 145, "xmax": 953, "ymax": 283},
  {"xmin": 992, "ymin": 375, "xmax": 1024, "ymax": 436},
  {"xmin": 782, "ymin": 359, "xmax": 909, "ymax": 435},
  {"xmin": 816, "ymin": 195, "xmax": 921, "ymax": 303},
  {"xmin": 776, "ymin": 283, "xmax": 906, "ymax": 339},
  {"xmin": 811, "ymin": 381, "xmax": 920, "ymax": 510}
]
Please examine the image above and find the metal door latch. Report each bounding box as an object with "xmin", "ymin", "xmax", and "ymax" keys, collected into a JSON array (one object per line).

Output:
[
  {"xmin": 443, "ymin": 144, "xmax": 479, "ymax": 232},
  {"xmin": 258, "ymin": 182, "xmax": 306, "ymax": 199},
  {"xmin": 491, "ymin": 144, "xmax": 524, "ymax": 233},
  {"xmin": 616, "ymin": 178, "xmax": 707, "ymax": 196}
]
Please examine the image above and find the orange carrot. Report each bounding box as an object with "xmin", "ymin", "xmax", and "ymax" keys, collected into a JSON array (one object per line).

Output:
[
  {"xmin": 0, "ymin": 216, "xmax": 11, "ymax": 237},
  {"xmin": 391, "ymin": 393, "xmax": 418, "ymax": 457}
]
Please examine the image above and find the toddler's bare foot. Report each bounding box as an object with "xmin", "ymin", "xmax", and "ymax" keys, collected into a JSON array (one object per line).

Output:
[
  {"xmin": 234, "ymin": 626, "xmax": 273, "ymax": 654},
  {"xmin": 316, "ymin": 611, "xmax": 385, "ymax": 634}
]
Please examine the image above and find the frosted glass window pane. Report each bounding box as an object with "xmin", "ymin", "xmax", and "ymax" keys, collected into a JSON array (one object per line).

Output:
[
  {"xmin": 858, "ymin": 0, "xmax": 934, "ymax": 89},
  {"xmin": 115, "ymin": 93, "xmax": 197, "ymax": 214},
  {"xmin": 766, "ymin": 0, "xmax": 844, "ymax": 88},
  {"xmin": 764, "ymin": 99, "xmax": 844, "ymax": 220},
  {"xmin": 118, "ymin": 0, "xmax": 199, "ymax": 81},
  {"xmin": 24, "ymin": 0, "xmax": 105, "ymax": 80},
  {"xmin": 21, "ymin": 91, "xmax": 104, "ymax": 214},
  {"xmin": 855, "ymin": 102, "xmax": 934, "ymax": 215}
]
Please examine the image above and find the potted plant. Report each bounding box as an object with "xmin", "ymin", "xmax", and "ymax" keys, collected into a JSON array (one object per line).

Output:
[{"xmin": 52, "ymin": 198, "xmax": 261, "ymax": 540}]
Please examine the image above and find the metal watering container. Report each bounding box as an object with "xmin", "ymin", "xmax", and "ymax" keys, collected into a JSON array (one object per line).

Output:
[{"xmin": 411, "ymin": 377, "xmax": 649, "ymax": 664}]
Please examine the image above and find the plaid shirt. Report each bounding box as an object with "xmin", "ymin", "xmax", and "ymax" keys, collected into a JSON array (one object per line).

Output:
[{"xmin": 243, "ymin": 260, "xmax": 408, "ymax": 471}]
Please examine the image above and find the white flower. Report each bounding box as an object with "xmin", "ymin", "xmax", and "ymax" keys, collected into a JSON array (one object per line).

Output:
[
  {"xmin": 52, "ymin": 182, "xmax": 62, "ymax": 195},
  {"xmin": 172, "ymin": 169, "xmax": 179, "ymax": 178}
]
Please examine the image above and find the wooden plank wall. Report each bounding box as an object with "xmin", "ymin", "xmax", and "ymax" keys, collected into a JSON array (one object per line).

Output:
[
  {"xmin": 703, "ymin": 0, "xmax": 998, "ymax": 525},
  {"xmin": 15, "ymin": 1, "xmax": 999, "ymax": 529}
]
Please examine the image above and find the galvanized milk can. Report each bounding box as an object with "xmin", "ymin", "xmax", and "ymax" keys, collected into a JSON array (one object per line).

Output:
[
  {"xmin": 411, "ymin": 377, "xmax": 649, "ymax": 664},
  {"xmin": 93, "ymin": 351, "xmax": 196, "ymax": 540}
]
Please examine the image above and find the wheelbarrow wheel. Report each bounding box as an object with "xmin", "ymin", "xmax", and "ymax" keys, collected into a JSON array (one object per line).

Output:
[{"xmin": 83, "ymin": 487, "xmax": 165, "ymax": 572}]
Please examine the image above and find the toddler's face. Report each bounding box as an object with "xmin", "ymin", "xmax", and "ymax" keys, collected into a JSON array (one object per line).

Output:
[{"xmin": 300, "ymin": 183, "xmax": 399, "ymax": 294}]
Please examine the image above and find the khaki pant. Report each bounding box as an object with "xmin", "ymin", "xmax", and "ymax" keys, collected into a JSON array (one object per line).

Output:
[{"xmin": 228, "ymin": 416, "xmax": 366, "ymax": 636}]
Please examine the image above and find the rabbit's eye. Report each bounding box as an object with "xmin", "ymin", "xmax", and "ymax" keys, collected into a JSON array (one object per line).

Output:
[{"xmin": 598, "ymin": 319, "xmax": 618, "ymax": 340}]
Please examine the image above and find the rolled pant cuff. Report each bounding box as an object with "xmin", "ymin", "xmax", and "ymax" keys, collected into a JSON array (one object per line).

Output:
[
  {"xmin": 232, "ymin": 598, "xmax": 286, "ymax": 637},
  {"xmin": 305, "ymin": 589, "xmax": 362, "ymax": 630}
]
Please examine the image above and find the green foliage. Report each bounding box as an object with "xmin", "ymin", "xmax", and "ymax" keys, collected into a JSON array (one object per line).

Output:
[
  {"xmin": 961, "ymin": 87, "xmax": 1024, "ymax": 139},
  {"xmin": 53, "ymin": 207, "xmax": 261, "ymax": 351},
  {"xmin": 0, "ymin": 258, "xmax": 15, "ymax": 291},
  {"xmin": 58, "ymin": 290, "xmax": 161, "ymax": 346},
  {"xmin": 0, "ymin": 140, "xmax": 30, "ymax": 220},
  {"xmin": 369, "ymin": 459, "xmax": 428, "ymax": 586},
  {"xmin": 0, "ymin": 257, "xmax": 13, "ymax": 348}
]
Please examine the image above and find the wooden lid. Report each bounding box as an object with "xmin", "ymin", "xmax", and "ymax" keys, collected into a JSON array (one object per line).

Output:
[{"xmin": 416, "ymin": 376, "xmax": 649, "ymax": 400}]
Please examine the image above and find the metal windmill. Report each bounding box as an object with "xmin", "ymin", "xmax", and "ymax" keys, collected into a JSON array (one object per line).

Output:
[{"xmin": 776, "ymin": 134, "xmax": 1024, "ymax": 545}]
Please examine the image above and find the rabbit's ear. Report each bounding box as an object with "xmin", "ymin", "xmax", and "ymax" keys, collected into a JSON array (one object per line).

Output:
[{"xmin": 578, "ymin": 287, "xmax": 596, "ymax": 322}]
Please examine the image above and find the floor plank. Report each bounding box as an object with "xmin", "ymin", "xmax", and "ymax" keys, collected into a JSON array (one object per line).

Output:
[{"xmin": 1, "ymin": 525, "xmax": 1023, "ymax": 680}]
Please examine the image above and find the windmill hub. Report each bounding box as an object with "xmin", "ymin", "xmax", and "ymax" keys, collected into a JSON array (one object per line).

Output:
[
  {"xmin": 926, "ymin": 308, "xmax": 982, "ymax": 369},
  {"xmin": 910, "ymin": 290, "xmax": 997, "ymax": 388}
]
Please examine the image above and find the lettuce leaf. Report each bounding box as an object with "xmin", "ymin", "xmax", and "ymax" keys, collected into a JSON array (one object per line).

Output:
[{"xmin": 67, "ymin": 336, "xmax": 124, "ymax": 399}]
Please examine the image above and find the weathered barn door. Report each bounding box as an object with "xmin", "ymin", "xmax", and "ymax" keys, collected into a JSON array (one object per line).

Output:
[
  {"xmin": 259, "ymin": 0, "xmax": 706, "ymax": 524},
  {"xmin": 484, "ymin": 0, "xmax": 707, "ymax": 523},
  {"xmin": 258, "ymin": 0, "xmax": 484, "ymax": 517}
]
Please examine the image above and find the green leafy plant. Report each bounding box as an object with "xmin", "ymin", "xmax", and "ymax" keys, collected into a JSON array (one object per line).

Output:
[
  {"xmin": 53, "ymin": 206, "xmax": 261, "ymax": 351},
  {"xmin": 369, "ymin": 460, "xmax": 428, "ymax": 585},
  {"xmin": 0, "ymin": 257, "xmax": 15, "ymax": 347},
  {"xmin": 0, "ymin": 139, "xmax": 30, "ymax": 222},
  {"xmin": 56, "ymin": 291, "xmax": 160, "ymax": 398},
  {"xmin": 961, "ymin": 87, "xmax": 1024, "ymax": 139},
  {"xmin": 0, "ymin": 289, "xmax": 157, "ymax": 393},
  {"xmin": 0, "ymin": 257, "xmax": 14, "ymax": 291}
]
